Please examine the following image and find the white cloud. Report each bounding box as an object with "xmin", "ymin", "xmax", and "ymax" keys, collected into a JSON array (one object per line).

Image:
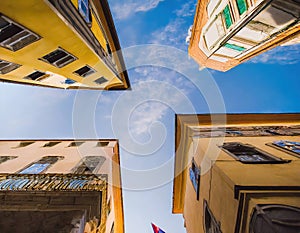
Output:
[
  {"xmin": 149, "ymin": 1, "xmax": 196, "ymax": 48},
  {"xmin": 128, "ymin": 67, "xmax": 197, "ymax": 137},
  {"xmin": 136, "ymin": 0, "xmax": 163, "ymax": 12},
  {"xmin": 133, "ymin": 66, "xmax": 194, "ymax": 95},
  {"xmin": 249, "ymin": 43, "xmax": 300, "ymax": 65},
  {"xmin": 174, "ymin": 0, "xmax": 197, "ymax": 17},
  {"xmin": 98, "ymin": 45, "xmax": 216, "ymax": 141},
  {"xmin": 111, "ymin": 0, "xmax": 164, "ymax": 20},
  {"xmin": 95, "ymin": 67, "xmax": 195, "ymax": 138},
  {"xmin": 150, "ymin": 18, "xmax": 188, "ymax": 49},
  {"xmin": 129, "ymin": 101, "xmax": 168, "ymax": 135}
]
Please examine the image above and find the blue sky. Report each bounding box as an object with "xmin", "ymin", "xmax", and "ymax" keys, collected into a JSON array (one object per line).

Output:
[{"xmin": 1, "ymin": 0, "xmax": 300, "ymax": 232}]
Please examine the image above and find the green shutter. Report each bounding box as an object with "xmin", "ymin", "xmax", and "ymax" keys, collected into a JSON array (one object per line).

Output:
[
  {"xmin": 223, "ymin": 5, "xmax": 233, "ymax": 29},
  {"xmin": 236, "ymin": 0, "xmax": 247, "ymax": 15},
  {"xmin": 224, "ymin": 43, "xmax": 246, "ymax": 51}
]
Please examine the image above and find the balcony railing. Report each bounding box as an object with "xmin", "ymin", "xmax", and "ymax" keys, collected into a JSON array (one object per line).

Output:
[{"xmin": 0, "ymin": 174, "xmax": 107, "ymax": 192}]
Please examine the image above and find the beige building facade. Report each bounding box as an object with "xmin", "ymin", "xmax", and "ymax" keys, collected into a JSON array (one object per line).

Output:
[
  {"xmin": 0, "ymin": 0, "xmax": 130, "ymax": 90},
  {"xmin": 189, "ymin": 0, "xmax": 300, "ymax": 71},
  {"xmin": 0, "ymin": 139, "xmax": 124, "ymax": 233},
  {"xmin": 173, "ymin": 114, "xmax": 300, "ymax": 233}
]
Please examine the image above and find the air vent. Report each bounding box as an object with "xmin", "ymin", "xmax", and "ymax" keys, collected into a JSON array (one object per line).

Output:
[
  {"xmin": 0, "ymin": 15, "xmax": 40, "ymax": 51},
  {"xmin": 40, "ymin": 48, "xmax": 77, "ymax": 68},
  {"xmin": 24, "ymin": 71, "xmax": 48, "ymax": 81},
  {"xmin": 94, "ymin": 77, "xmax": 108, "ymax": 85},
  {"xmin": 74, "ymin": 65, "xmax": 95, "ymax": 77},
  {"xmin": 0, "ymin": 59, "xmax": 20, "ymax": 74}
]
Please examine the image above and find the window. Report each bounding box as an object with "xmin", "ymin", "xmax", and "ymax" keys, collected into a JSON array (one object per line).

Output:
[
  {"xmin": 207, "ymin": 0, "xmax": 222, "ymax": 17},
  {"xmin": 107, "ymin": 198, "xmax": 111, "ymax": 217},
  {"xmin": 97, "ymin": 141, "xmax": 109, "ymax": 147},
  {"xmin": 78, "ymin": 0, "xmax": 91, "ymax": 24},
  {"xmin": 73, "ymin": 65, "xmax": 95, "ymax": 77},
  {"xmin": 94, "ymin": 77, "xmax": 108, "ymax": 85},
  {"xmin": 64, "ymin": 78, "xmax": 76, "ymax": 85},
  {"xmin": 236, "ymin": 0, "xmax": 248, "ymax": 15},
  {"xmin": 0, "ymin": 59, "xmax": 20, "ymax": 74},
  {"xmin": 0, "ymin": 156, "xmax": 17, "ymax": 164},
  {"xmin": 68, "ymin": 141, "xmax": 84, "ymax": 147},
  {"xmin": 110, "ymin": 223, "xmax": 115, "ymax": 233},
  {"xmin": 43, "ymin": 141, "xmax": 61, "ymax": 147},
  {"xmin": 223, "ymin": 5, "xmax": 233, "ymax": 29},
  {"xmin": 204, "ymin": 200, "xmax": 222, "ymax": 233},
  {"xmin": 0, "ymin": 15, "xmax": 40, "ymax": 51},
  {"xmin": 220, "ymin": 142, "xmax": 289, "ymax": 163},
  {"xmin": 268, "ymin": 140, "xmax": 300, "ymax": 158},
  {"xmin": 250, "ymin": 204, "xmax": 300, "ymax": 233},
  {"xmin": 40, "ymin": 48, "xmax": 77, "ymax": 68},
  {"xmin": 73, "ymin": 156, "xmax": 106, "ymax": 174},
  {"xmin": 14, "ymin": 141, "xmax": 34, "ymax": 148},
  {"xmin": 24, "ymin": 71, "xmax": 48, "ymax": 81},
  {"xmin": 19, "ymin": 156, "xmax": 64, "ymax": 174},
  {"xmin": 106, "ymin": 44, "xmax": 112, "ymax": 56},
  {"xmin": 203, "ymin": 14, "xmax": 226, "ymax": 50},
  {"xmin": 189, "ymin": 158, "xmax": 200, "ymax": 200}
]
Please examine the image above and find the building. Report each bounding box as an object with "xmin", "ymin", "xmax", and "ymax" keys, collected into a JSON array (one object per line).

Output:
[
  {"xmin": 188, "ymin": 0, "xmax": 300, "ymax": 71},
  {"xmin": 0, "ymin": 139, "xmax": 123, "ymax": 233},
  {"xmin": 0, "ymin": 0, "xmax": 130, "ymax": 90},
  {"xmin": 173, "ymin": 113, "xmax": 300, "ymax": 233}
]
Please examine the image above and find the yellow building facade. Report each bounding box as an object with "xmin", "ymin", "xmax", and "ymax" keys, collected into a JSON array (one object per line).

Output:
[
  {"xmin": 189, "ymin": 0, "xmax": 300, "ymax": 71},
  {"xmin": 0, "ymin": 0, "xmax": 130, "ymax": 89},
  {"xmin": 0, "ymin": 139, "xmax": 124, "ymax": 233},
  {"xmin": 173, "ymin": 114, "xmax": 300, "ymax": 233}
]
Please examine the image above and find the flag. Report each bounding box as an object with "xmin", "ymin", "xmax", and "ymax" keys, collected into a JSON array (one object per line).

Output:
[{"xmin": 152, "ymin": 223, "xmax": 166, "ymax": 233}]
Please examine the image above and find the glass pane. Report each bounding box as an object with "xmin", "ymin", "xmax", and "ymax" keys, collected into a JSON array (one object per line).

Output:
[
  {"xmin": 223, "ymin": 5, "xmax": 233, "ymax": 29},
  {"xmin": 64, "ymin": 79, "xmax": 76, "ymax": 85},
  {"xmin": 204, "ymin": 200, "xmax": 222, "ymax": 233},
  {"xmin": 73, "ymin": 156, "xmax": 106, "ymax": 174},
  {"xmin": 189, "ymin": 159, "xmax": 200, "ymax": 196},
  {"xmin": 239, "ymin": 154, "xmax": 266, "ymax": 162},
  {"xmin": 236, "ymin": 0, "xmax": 247, "ymax": 15},
  {"xmin": 0, "ymin": 17, "xmax": 9, "ymax": 29},
  {"xmin": 224, "ymin": 43, "xmax": 246, "ymax": 51},
  {"xmin": 273, "ymin": 140, "xmax": 300, "ymax": 154},
  {"xmin": 80, "ymin": 2, "xmax": 88, "ymax": 15},
  {"xmin": 78, "ymin": 0, "xmax": 91, "ymax": 23},
  {"xmin": 94, "ymin": 77, "xmax": 108, "ymax": 85},
  {"xmin": 19, "ymin": 163, "xmax": 50, "ymax": 174}
]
